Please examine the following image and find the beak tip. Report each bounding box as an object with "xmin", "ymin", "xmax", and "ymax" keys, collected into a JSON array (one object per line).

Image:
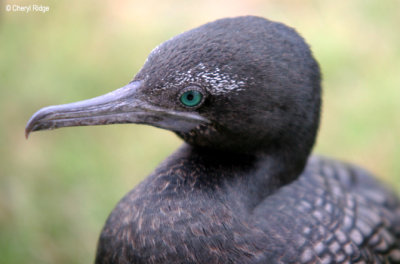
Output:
[
  {"xmin": 25, "ymin": 120, "xmax": 34, "ymax": 139},
  {"xmin": 25, "ymin": 129, "xmax": 30, "ymax": 139},
  {"xmin": 25, "ymin": 111, "xmax": 42, "ymax": 139},
  {"xmin": 25, "ymin": 106, "xmax": 50, "ymax": 139}
]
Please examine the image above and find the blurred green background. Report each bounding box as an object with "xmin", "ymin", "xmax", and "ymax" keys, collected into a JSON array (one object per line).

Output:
[{"xmin": 1, "ymin": 0, "xmax": 399, "ymax": 263}]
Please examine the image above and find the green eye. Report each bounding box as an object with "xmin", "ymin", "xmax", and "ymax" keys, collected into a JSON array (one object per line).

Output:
[{"xmin": 180, "ymin": 90, "xmax": 203, "ymax": 107}]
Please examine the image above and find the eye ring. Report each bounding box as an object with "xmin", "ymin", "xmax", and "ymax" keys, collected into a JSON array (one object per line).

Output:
[{"xmin": 179, "ymin": 86, "xmax": 205, "ymax": 108}]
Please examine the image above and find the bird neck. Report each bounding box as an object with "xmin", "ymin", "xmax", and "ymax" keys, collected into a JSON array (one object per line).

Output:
[{"xmin": 170, "ymin": 143, "xmax": 307, "ymax": 209}]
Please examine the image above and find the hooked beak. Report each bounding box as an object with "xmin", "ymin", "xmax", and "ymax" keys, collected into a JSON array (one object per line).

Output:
[{"xmin": 25, "ymin": 81, "xmax": 209, "ymax": 138}]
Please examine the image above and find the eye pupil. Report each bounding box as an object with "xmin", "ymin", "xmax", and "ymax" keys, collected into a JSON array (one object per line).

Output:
[
  {"xmin": 186, "ymin": 93, "xmax": 194, "ymax": 101},
  {"xmin": 180, "ymin": 90, "xmax": 203, "ymax": 107}
]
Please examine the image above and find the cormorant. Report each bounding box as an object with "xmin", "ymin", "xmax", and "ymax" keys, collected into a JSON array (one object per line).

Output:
[{"xmin": 26, "ymin": 16, "xmax": 400, "ymax": 263}]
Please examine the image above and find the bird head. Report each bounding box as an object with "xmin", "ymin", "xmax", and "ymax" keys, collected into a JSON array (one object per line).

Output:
[{"xmin": 26, "ymin": 16, "xmax": 321, "ymax": 164}]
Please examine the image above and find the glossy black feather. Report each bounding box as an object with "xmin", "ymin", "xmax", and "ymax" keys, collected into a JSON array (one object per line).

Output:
[{"xmin": 93, "ymin": 16, "xmax": 400, "ymax": 263}]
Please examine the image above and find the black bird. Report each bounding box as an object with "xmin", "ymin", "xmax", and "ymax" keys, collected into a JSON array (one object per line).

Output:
[{"xmin": 26, "ymin": 16, "xmax": 400, "ymax": 263}]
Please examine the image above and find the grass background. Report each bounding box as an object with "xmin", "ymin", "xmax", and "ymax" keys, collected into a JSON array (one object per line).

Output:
[{"xmin": 1, "ymin": 0, "xmax": 399, "ymax": 263}]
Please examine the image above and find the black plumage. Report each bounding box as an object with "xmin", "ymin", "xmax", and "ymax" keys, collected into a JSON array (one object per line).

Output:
[{"xmin": 26, "ymin": 16, "xmax": 400, "ymax": 263}]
